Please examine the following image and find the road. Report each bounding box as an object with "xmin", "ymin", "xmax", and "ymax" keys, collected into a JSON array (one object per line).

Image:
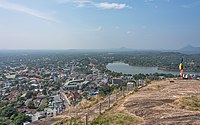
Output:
[{"xmin": 60, "ymin": 87, "xmax": 71, "ymax": 109}]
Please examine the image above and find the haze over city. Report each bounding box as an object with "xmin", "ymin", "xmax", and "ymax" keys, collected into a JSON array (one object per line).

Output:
[{"xmin": 0, "ymin": 0, "xmax": 200, "ymax": 50}]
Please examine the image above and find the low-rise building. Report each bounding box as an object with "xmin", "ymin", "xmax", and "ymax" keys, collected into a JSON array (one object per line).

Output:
[
  {"xmin": 127, "ymin": 81, "xmax": 136, "ymax": 90},
  {"xmin": 112, "ymin": 78, "xmax": 123, "ymax": 85}
]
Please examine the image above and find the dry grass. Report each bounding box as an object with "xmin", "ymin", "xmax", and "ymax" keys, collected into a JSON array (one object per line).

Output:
[
  {"xmin": 141, "ymin": 83, "xmax": 163, "ymax": 91},
  {"xmin": 90, "ymin": 112, "xmax": 142, "ymax": 125},
  {"xmin": 81, "ymin": 98, "xmax": 99, "ymax": 109},
  {"xmin": 177, "ymin": 95, "xmax": 200, "ymax": 111},
  {"xmin": 52, "ymin": 97, "xmax": 102, "ymax": 125},
  {"xmin": 52, "ymin": 117, "xmax": 83, "ymax": 125}
]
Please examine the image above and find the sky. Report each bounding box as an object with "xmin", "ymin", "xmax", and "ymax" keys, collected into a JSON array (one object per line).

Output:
[{"xmin": 0, "ymin": 0, "xmax": 200, "ymax": 50}]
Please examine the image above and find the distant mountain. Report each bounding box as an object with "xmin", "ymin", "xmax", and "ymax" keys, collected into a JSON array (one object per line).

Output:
[
  {"xmin": 112, "ymin": 47, "xmax": 133, "ymax": 51},
  {"xmin": 178, "ymin": 45, "xmax": 200, "ymax": 54}
]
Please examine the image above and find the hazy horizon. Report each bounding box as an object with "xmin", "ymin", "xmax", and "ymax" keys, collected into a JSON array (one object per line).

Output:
[{"xmin": 0, "ymin": 0, "xmax": 200, "ymax": 50}]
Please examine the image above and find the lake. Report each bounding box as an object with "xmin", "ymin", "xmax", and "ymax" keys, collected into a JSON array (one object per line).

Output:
[{"xmin": 106, "ymin": 62, "xmax": 200, "ymax": 75}]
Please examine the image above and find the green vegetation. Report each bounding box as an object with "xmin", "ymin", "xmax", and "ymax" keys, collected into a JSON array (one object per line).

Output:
[
  {"xmin": 90, "ymin": 112, "xmax": 142, "ymax": 125},
  {"xmin": 27, "ymin": 101, "xmax": 35, "ymax": 109},
  {"xmin": 99, "ymin": 85, "xmax": 112, "ymax": 96},
  {"xmin": 178, "ymin": 95, "xmax": 200, "ymax": 111},
  {"xmin": 0, "ymin": 118, "xmax": 12, "ymax": 125},
  {"xmin": 81, "ymin": 98, "xmax": 99, "ymax": 109},
  {"xmin": 25, "ymin": 91, "xmax": 35, "ymax": 99},
  {"xmin": 95, "ymin": 52, "xmax": 200, "ymax": 73},
  {"xmin": 13, "ymin": 113, "xmax": 31, "ymax": 125},
  {"xmin": 52, "ymin": 117, "xmax": 78, "ymax": 125},
  {"xmin": 0, "ymin": 104, "xmax": 31, "ymax": 125},
  {"xmin": 0, "ymin": 106, "xmax": 17, "ymax": 118}
]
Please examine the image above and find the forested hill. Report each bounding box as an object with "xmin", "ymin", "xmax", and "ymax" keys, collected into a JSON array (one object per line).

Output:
[
  {"xmin": 0, "ymin": 50, "xmax": 199, "ymax": 72},
  {"xmin": 178, "ymin": 45, "xmax": 200, "ymax": 54},
  {"xmin": 100, "ymin": 51, "xmax": 200, "ymax": 72}
]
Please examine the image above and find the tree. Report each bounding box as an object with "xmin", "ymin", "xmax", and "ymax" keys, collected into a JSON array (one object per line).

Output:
[
  {"xmin": 0, "ymin": 107, "xmax": 17, "ymax": 118},
  {"xmin": 13, "ymin": 113, "xmax": 31, "ymax": 125},
  {"xmin": 36, "ymin": 107, "xmax": 44, "ymax": 112},
  {"xmin": 25, "ymin": 91, "xmax": 33, "ymax": 99},
  {"xmin": 99, "ymin": 85, "xmax": 112, "ymax": 96},
  {"xmin": 27, "ymin": 101, "xmax": 35, "ymax": 109},
  {"xmin": 42, "ymin": 89, "xmax": 47, "ymax": 95}
]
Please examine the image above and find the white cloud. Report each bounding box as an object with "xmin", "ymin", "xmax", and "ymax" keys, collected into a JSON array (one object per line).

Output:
[
  {"xmin": 144, "ymin": 0, "xmax": 154, "ymax": 3},
  {"xmin": 181, "ymin": 1, "xmax": 200, "ymax": 8},
  {"xmin": 57, "ymin": 0, "xmax": 93, "ymax": 7},
  {"xmin": 95, "ymin": 2, "xmax": 128, "ymax": 9},
  {"xmin": 115, "ymin": 26, "xmax": 120, "ymax": 29},
  {"xmin": 144, "ymin": 0, "xmax": 159, "ymax": 9},
  {"xmin": 56, "ymin": 0, "xmax": 70, "ymax": 4},
  {"xmin": 86, "ymin": 26, "xmax": 102, "ymax": 31},
  {"xmin": 180, "ymin": 5, "xmax": 190, "ymax": 8},
  {"xmin": 141, "ymin": 25, "xmax": 147, "ymax": 29},
  {"xmin": 127, "ymin": 31, "xmax": 135, "ymax": 35},
  {"xmin": 74, "ymin": 0, "xmax": 93, "ymax": 7},
  {"xmin": 95, "ymin": 26, "xmax": 102, "ymax": 31},
  {"xmin": 56, "ymin": 0, "xmax": 130, "ymax": 10},
  {"xmin": 0, "ymin": 1, "xmax": 56, "ymax": 22}
]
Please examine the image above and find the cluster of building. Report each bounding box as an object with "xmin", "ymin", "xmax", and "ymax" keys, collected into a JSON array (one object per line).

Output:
[
  {"xmin": 0, "ymin": 57, "xmax": 114, "ymax": 123},
  {"xmin": 0, "ymin": 55, "xmax": 151, "ymax": 124}
]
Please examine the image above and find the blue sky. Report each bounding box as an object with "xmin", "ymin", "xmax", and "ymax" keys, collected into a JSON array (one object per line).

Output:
[{"xmin": 0, "ymin": 0, "xmax": 200, "ymax": 50}]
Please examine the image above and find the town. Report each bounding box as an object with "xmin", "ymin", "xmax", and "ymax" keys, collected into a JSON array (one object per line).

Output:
[{"xmin": 0, "ymin": 50, "xmax": 199, "ymax": 125}]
